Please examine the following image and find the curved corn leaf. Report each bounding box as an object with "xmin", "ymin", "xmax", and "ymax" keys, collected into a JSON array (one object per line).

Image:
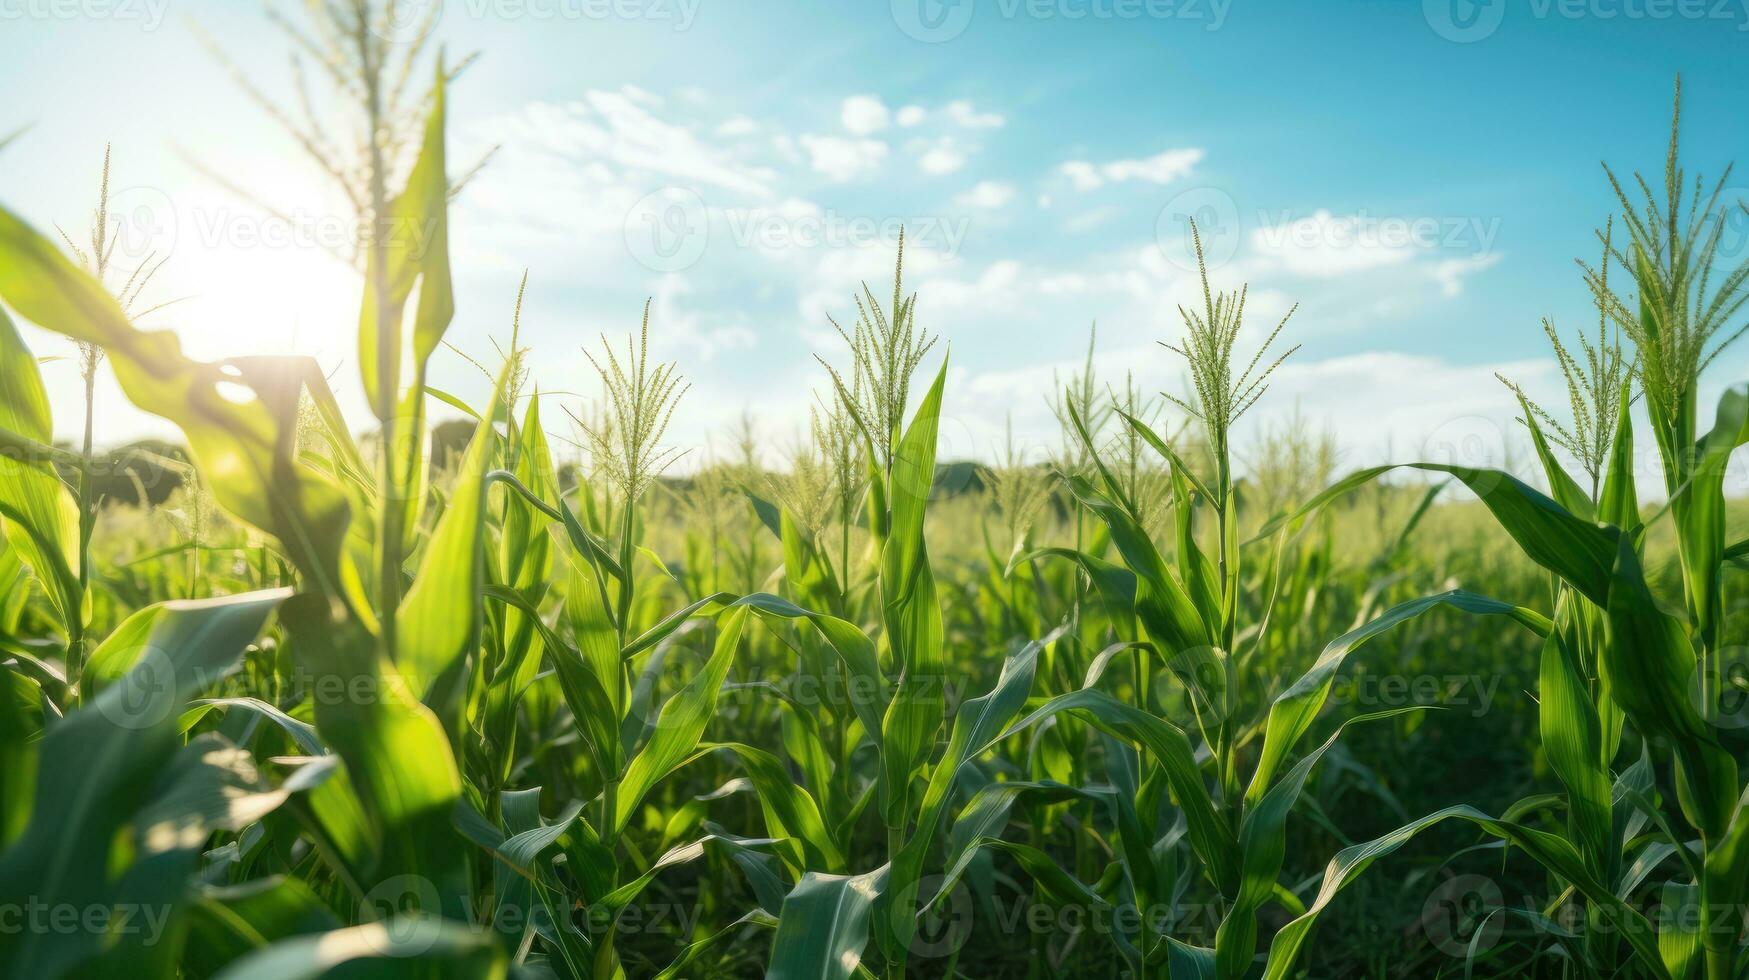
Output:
[
  {"xmin": 1252, "ymin": 463, "xmax": 1619, "ymax": 606},
  {"xmin": 880, "ymin": 362, "xmax": 949, "ymax": 824},
  {"xmin": 279, "ymin": 596, "xmax": 471, "ymax": 922},
  {"xmin": 181, "ymin": 876, "xmax": 342, "ymax": 978},
  {"xmin": 1217, "ymin": 708, "xmax": 1424, "ymax": 979},
  {"xmin": 1262, "ymin": 805, "xmax": 1671, "ymax": 980},
  {"xmin": 1001, "ymin": 688, "xmax": 1239, "ymax": 897},
  {"xmin": 1601, "ymin": 535, "xmax": 1737, "ymax": 838},
  {"xmin": 0, "ymin": 589, "xmax": 285, "ymax": 977},
  {"xmin": 1246, "ymin": 589, "xmax": 1548, "ymax": 807},
  {"xmin": 210, "ymin": 917, "xmax": 506, "ymax": 980},
  {"xmin": 766, "ymin": 864, "xmax": 889, "ymax": 980},
  {"xmin": 614, "ymin": 606, "xmax": 750, "ymax": 833},
  {"xmin": 0, "ymin": 306, "xmax": 79, "ymax": 628}
]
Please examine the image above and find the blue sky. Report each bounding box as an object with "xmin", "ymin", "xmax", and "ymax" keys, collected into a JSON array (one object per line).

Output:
[{"xmin": 3, "ymin": 0, "xmax": 1747, "ymax": 475}]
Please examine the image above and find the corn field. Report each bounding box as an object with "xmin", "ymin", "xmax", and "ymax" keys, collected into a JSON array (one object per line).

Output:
[{"xmin": 4, "ymin": 9, "xmax": 1749, "ymax": 980}]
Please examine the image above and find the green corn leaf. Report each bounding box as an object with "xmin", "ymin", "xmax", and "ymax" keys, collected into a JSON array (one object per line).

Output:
[
  {"xmin": 654, "ymin": 909, "xmax": 778, "ymax": 980},
  {"xmin": 1002, "ymin": 688, "xmax": 1239, "ymax": 898},
  {"xmin": 397, "ymin": 368, "xmax": 507, "ymax": 702},
  {"xmin": 1007, "ymin": 547, "xmax": 1137, "ymax": 640},
  {"xmin": 1246, "ymin": 589, "xmax": 1548, "ymax": 807},
  {"xmin": 1537, "ymin": 609, "xmax": 1612, "ymax": 876},
  {"xmin": 1598, "ymin": 378, "xmax": 1640, "ymax": 531},
  {"xmin": 182, "ymin": 697, "xmax": 326, "ymax": 756},
  {"xmin": 879, "ymin": 361, "xmax": 949, "ymax": 823},
  {"xmin": 0, "ymin": 306, "xmax": 79, "ymax": 629},
  {"xmin": 1261, "ymin": 805, "xmax": 1671, "ymax": 980},
  {"xmin": 79, "ymin": 602, "xmax": 167, "ymax": 694},
  {"xmin": 181, "ymin": 876, "xmax": 343, "ymax": 978},
  {"xmin": 707, "ymin": 741, "xmax": 844, "ymax": 873},
  {"xmin": 0, "ymin": 210, "xmax": 353, "ymax": 601},
  {"xmin": 279, "ymin": 596, "xmax": 472, "ymax": 923},
  {"xmin": 765, "ymin": 864, "xmax": 889, "ymax": 980},
  {"xmin": 1065, "ymin": 474, "xmax": 1211, "ymax": 653},
  {"xmin": 357, "ymin": 63, "xmax": 455, "ymax": 559},
  {"xmin": 1669, "ymin": 385, "xmax": 1749, "ymax": 651},
  {"xmin": 209, "ymin": 917, "xmax": 506, "ymax": 980},
  {"xmin": 1217, "ymin": 708, "xmax": 1424, "ymax": 979},
  {"xmin": 0, "ymin": 589, "xmax": 285, "ymax": 977},
  {"xmin": 1514, "ymin": 390, "xmax": 1596, "ymax": 520},
  {"xmin": 1601, "ymin": 535, "xmax": 1738, "ymax": 838},
  {"xmin": 882, "ymin": 625, "xmax": 1067, "ymax": 958},
  {"xmin": 614, "ymin": 606, "xmax": 750, "ymax": 834},
  {"xmin": 1252, "ymin": 463, "xmax": 1619, "ymax": 606}
]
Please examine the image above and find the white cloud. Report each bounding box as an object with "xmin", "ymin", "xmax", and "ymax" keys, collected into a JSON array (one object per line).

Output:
[
  {"xmin": 1432, "ymin": 252, "xmax": 1504, "ymax": 296},
  {"xmin": 715, "ymin": 115, "xmax": 757, "ymax": 137},
  {"xmin": 1249, "ymin": 210, "xmax": 1420, "ymax": 277},
  {"xmin": 1060, "ymin": 148, "xmax": 1204, "ymax": 190},
  {"xmin": 955, "ymin": 180, "xmax": 1016, "ymax": 209},
  {"xmin": 944, "ymin": 100, "xmax": 1005, "ymax": 129},
  {"xmin": 798, "ymin": 135, "xmax": 888, "ymax": 181},
  {"xmin": 1060, "ymin": 161, "xmax": 1101, "ymax": 191},
  {"xmin": 497, "ymin": 88, "xmax": 774, "ymax": 198},
  {"xmin": 840, "ymin": 95, "xmax": 890, "ymax": 135},
  {"xmin": 918, "ymin": 141, "xmax": 967, "ymax": 175},
  {"xmin": 1246, "ymin": 211, "xmax": 1504, "ymax": 297},
  {"xmin": 897, "ymin": 105, "xmax": 927, "ymax": 127},
  {"xmin": 648, "ymin": 274, "xmax": 758, "ymax": 361},
  {"xmin": 1063, "ymin": 205, "xmax": 1121, "ymax": 234}
]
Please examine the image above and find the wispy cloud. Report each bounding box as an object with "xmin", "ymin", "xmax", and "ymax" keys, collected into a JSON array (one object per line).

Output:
[{"xmin": 1060, "ymin": 148, "xmax": 1204, "ymax": 190}]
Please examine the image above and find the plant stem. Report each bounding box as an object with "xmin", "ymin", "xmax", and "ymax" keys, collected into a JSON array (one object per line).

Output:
[{"xmin": 68, "ymin": 366, "xmax": 95, "ymax": 697}]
